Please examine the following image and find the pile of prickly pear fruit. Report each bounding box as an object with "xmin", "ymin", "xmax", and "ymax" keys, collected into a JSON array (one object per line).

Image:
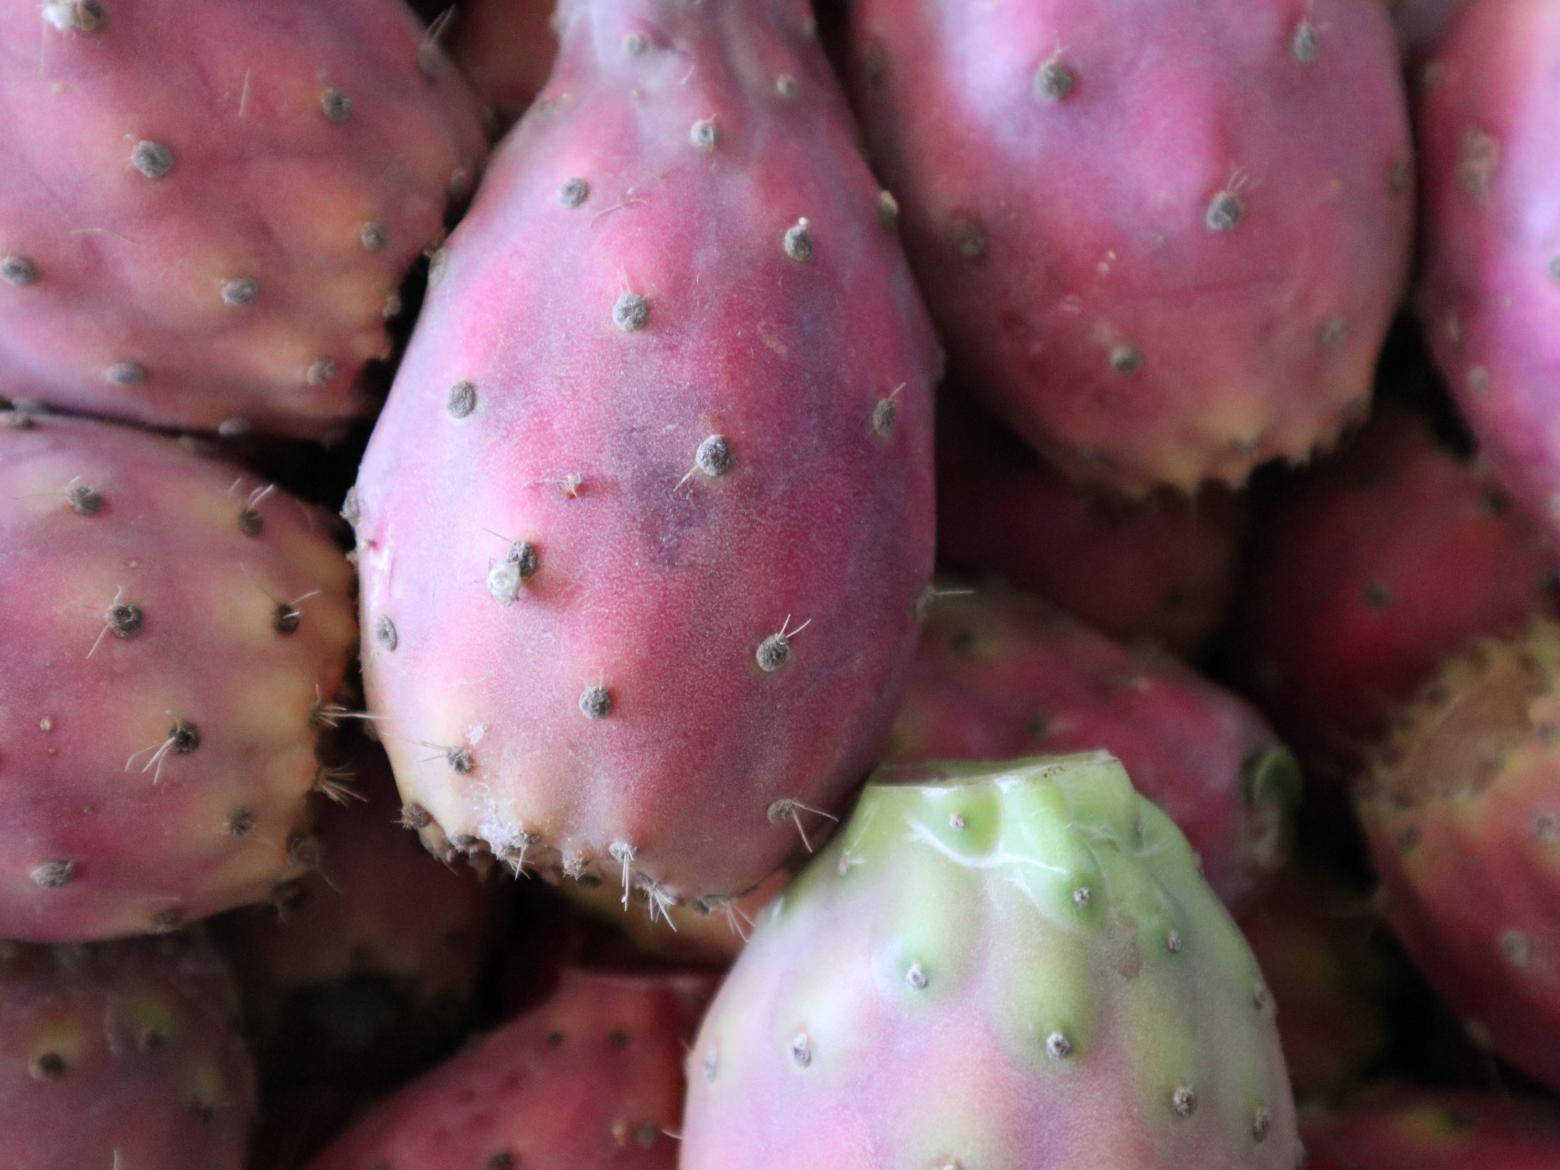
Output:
[{"xmin": 6, "ymin": 0, "xmax": 1560, "ymax": 1165}]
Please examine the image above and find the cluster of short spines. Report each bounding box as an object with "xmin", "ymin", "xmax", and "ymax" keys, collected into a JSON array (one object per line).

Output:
[
  {"xmin": 0, "ymin": 414, "xmax": 357, "ymax": 939},
  {"xmin": 0, "ymin": 0, "xmax": 487, "ymax": 437},
  {"xmin": 681, "ymin": 754, "xmax": 1301, "ymax": 1169},
  {"xmin": 350, "ymin": 0, "xmax": 936, "ymax": 905}
]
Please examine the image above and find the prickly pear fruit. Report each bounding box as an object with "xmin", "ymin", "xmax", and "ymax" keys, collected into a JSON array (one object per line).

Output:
[
  {"xmin": 680, "ymin": 753, "xmax": 1302, "ymax": 1170},
  {"xmin": 351, "ymin": 0, "xmax": 937, "ymax": 906},
  {"xmin": 1355, "ymin": 621, "xmax": 1560, "ymax": 1092},
  {"xmin": 1237, "ymin": 406, "xmax": 1559, "ymax": 786},
  {"xmin": 1235, "ymin": 872, "xmax": 1394, "ymax": 1101},
  {"xmin": 216, "ymin": 743, "xmax": 503, "ymax": 1086},
  {"xmin": 0, "ymin": 0, "xmax": 488, "ymax": 439},
  {"xmin": 889, "ymin": 587, "xmax": 1299, "ymax": 908},
  {"xmin": 452, "ymin": 0, "xmax": 558, "ymax": 123},
  {"xmin": 0, "ymin": 410, "xmax": 357, "ymax": 940},
  {"xmin": 938, "ymin": 399, "xmax": 1246, "ymax": 654},
  {"xmin": 0, "ymin": 931, "xmax": 256, "ymax": 1170},
  {"xmin": 307, "ymin": 968, "xmax": 712, "ymax": 1170},
  {"xmin": 846, "ymin": 0, "xmax": 1412, "ymax": 494},
  {"xmin": 1304, "ymin": 1090, "xmax": 1560, "ymax": 1170},
  {"xmin": 1417, "ymin": 0, "xmax": 1560, "ymax": 539}
]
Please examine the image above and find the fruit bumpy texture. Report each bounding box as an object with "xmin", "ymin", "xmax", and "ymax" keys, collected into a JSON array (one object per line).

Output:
[
  {"xmin": 216, "ymin": 743, "xmax": 502, "ymax": 1085},
  {"xmin": 0, "ymin": 931, "xmax": 256, "ymax": 1170},
  {"xmin": 1418, "ymin": 0, "xmax": 1560, "ymax": 539},
  {"xmin": 306, "ymin": 968, "xmax": 710, "ymax": 1170},
  {"xmin": 680, "ymin": 753, "xmax": 1302, "ymax": 1170},
  {"xmin": 452, "ymin": 0, "xmax": 559, "ymax": 124},
  {"xmin": 1304, "ymin": 1089, "xmax": 1560, "ymax": 1170},
  {"xmin": 0, "ymin": 0, "xmax": 488, "ymax": 439},
  {"xmin": 846, "ymin": 0, "xmax": 1412, "ymax": 494},
  {"xmin": 937, "ymin": 399, "xmax": 1245, "ymax": 655},
  {"xmin": 888, "ymin": 586, "xmax": 1299, "ymax": 909},
  {"xmin": 0, "ymin": 411, "xmax": 357, "ymax": 940},
  {"xmin": 1355, "ymin": 621, "xmax": 1560, "ymax": 1092},
  {"xmin": 352, "ymin": 0, "xmax": 938, "ymax": 905},
  {"xmin": 1238, "ymin": 406, "xmax": 1559, "ymax": 786}
]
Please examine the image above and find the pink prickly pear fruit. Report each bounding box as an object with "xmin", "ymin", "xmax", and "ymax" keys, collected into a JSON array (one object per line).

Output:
[
  {"xmin": 306, "ymin": 967, "xmax": 713, "ymax": 1170},
  {"xmin": 680, "ymin": 753, "xmax": 1303, "ymax": 1170},
  {"xmin": 888, "ymin": 586, "xmax": 1300, "ymax": 909},
  {"xmin": 351, "ymin": 0, "xmax": 937, "ymax": 907},
  {"xmin": 1235, "ymin": 871, "xmax": 1395, "ymax": 1101},
  {"xmin": 452, "ymin": 0, "xmax": 559, "ymax": 124},
  {"xmin": 1237, "ymin": 405, "xmax": 1560, "ymax": 787},
  {"xmin": 215, "ymin": 742, "xmax": 505, "ymax": 1085},
  {"xmin": 0, "ymin": 0, "xmax": 488, "ymax": 440},
  {"xmin": 1417, "ymin": 0, "xmax": 1560, "ymax": 541},
  {"xmin": 0, "ymin": 410, "xmax": 358, "ymax": 940},
  {"xmin": 1304, "ymin": 1089, "xmax": 1560, "ymax": 1170},
  {"xmin": 846, "ymin": 0, "xmax": 1412, "ymax": 495},
  {"xmin": 937, "ymin": 397, "xmax": 1246, "ymax": 655},
  {"xmin": 1355, "ymin": 621, "xmax": 1560, "ymax": 1092},
  {"xmin": 0, "ymin": 931, "xmax": 256, "ymax": 1170}
]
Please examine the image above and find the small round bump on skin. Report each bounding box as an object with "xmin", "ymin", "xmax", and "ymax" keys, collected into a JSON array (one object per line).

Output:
[
  {"xmin": 1109, "ymin": 345, "xmax": 1141, "ymax": 374},
  {"xmin": 559, "ymin": 177, "xmax": 590, "ymax": 208},
  {"xmin": 106, "ymin": 360, "xmax": 146, "ymax": 385},
  {"xmin": 1166, "ymin": 929, "xmax": 1183, "ymax": 953},
  {"xmin": 783, "ymin": 218, "xmax": 814, "ymax": 261},
  {"xmin": 1292, "ymin": 19, "xmax": 1319, "ymax": 63},
  {"xmin": 29, "ymin": 1052, "xmax": 66, "ymax": 1080},
  {"xmin": 447, "ymin": 380, "xmax": 477, "ymax": 418},
  {"xmin": 1171, "ymin": 1086, "xmax": 1198, "ymax": 1117},
  {"xmin": 948, "ymin": 812, "xmax": 965, "ymax": 830},
  {"xmin": 756, "ymin": 633, "xmax": 791, "ymax": 672},
  {"xmin": 272, "ymin": 602, "xmax": 301, "ymax": 635},
  {"xmin": 1206, "ymin": 190, "xmax": 1244, "ymax": 232},
  {"xmin": 690, "ymin": 118, "xmax": 719, "ymax": 151},
  {"xmin": 168, "ymin": 720, "xmax": 200, "ymax": 755},
  {"xmin": 1072, "ymin": 886, "xmax": 1091, "ymax": 907},
  {"xmin": 877, "ymin": 189, "xmax": 900, "ymax": 229},
  {"xmin": 1045, "ymin": 1031, "xmax": 1072, "ymax": 1058},
  {"xmin": 950, "ymin": 217, "xmax": 987, "ymax": 259},
  {"xmin": 151, "ymin": 907, "xmax": 184, "ymax": 932},
  {"xmin": 42, "ymin": 0, "xmax": 103, "ymax": 33},
  {"xmin": 1253, "ymin": 981, "xmax": 1270, "ymax": 1010},
  {"xmin": 30, "ymin": 860, "xmax": 75, "ymax": 888},
  {"xmin": 775, "ymin": 73, "xmax": 798, "ymax": 99},
  {"xmin": 375, "ymin": 615, "xmax": 398, "ymax": 651},
  {"xmin": 873, "ymin": 397, "xmax": 898, "ymax": 436},
  {"xmin": 488, "ymin": 540, "xmax": 540, "ymax": 604},
  {"xmin": 226, "ymin": 808, "xmax": 255, "ymax": 837},
  {"xmin": 131, "ymin": 140, "xmax": 174, "ymax": 179},
  {"xmin": 903, "ymin": 962, "xmax": 930, "ymax": 990},
  {"xmin": 220, "ymin": 277, "xmax": 258, "ymax": 307},
  {"xmin": 320, "ymin": 88, "xmax": 352, "ymax": 123},
  {"xmin": 66, "ymin": 482, "xmax": 104, "ymax": 515},
  {"xmin": 695, "ymin": 434, "xmax": 733, "ymax": 477},
  {"xmin": 306, "ymin": 358, "xmax": 336, "ymax": 386},
  {"xmin": 1034, "ymin": 56, "xmax": 1076, "ymax": 102},
  {"xmin": 360, "ymin": 221, "xmax": 388, "ymax": 252},
  {"xmin": 613, "ymin": 292, "xmax": 649, "ymax": 332},
  {"xmin": 624, "ymin": 31, "xmax": 648, "ymax": 55},
  {"xmin": 108, "ymin": 601, "xmax": 143, "ymax": 638},
  {"xmin": 580, "ymin": 685, "xmax": 612, "ymax": 719},
  {"xmin": 1253, "ymin": 1106, "xmax": 1272, "ymax": 1142},
  {"xmin": 790, "ymin": 1032, "xmax": 812, "ymax": 1068},
  {"xmin": 1, "ymin": 254, "xmax": 36, "ymax": 286},
  {"xmin": 399, "ymin": 803, "xmax": 431, "ymax": 830},
  {"xmin": 446, "ymin": 747, "xmax": 473, "ymax": 775},
  {"xmin": 1319, "ymin": 317, "xmax": 1348, "ymax": 348}
]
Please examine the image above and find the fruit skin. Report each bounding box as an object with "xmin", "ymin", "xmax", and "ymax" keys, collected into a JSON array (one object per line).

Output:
[
  {"xmin": 215, "ymin": 742, "xmax": 503, "ymax": 1086},
  {"xmin": 351, "ymin": 0, "xmax": 937, "ymax": 905},
  {"xmin": 306, "ymin": 967, "xmax": 712, "ymax": 1170},
  {"xmin": 937, "ymin": 399, "xmax": 1246, "ymax": 654},
  {"xmin": 452, "ymin": 0, "xmax": 559, "ymax": 123},
  {"xmin": 888, "ymin": 586, "xmax": 1299, "ymax": 909},
  {"xmin": 0, "ymin": 409, "xmax": 358, "ymax": 940},
  {"xmin": 680, "ymin": 753, "xmax": 1302, "ymax": 1170},
  {"xmin": 1417, "ymin": 0, "xmax": 1560, "ymax": 539},
  {"xmin": 0, "ymin": 931, "xmax": 256, "ymax": 1170},
  {"xmin": 1303, "ymin": 1089, "xmax": 1560, "ymax": 1169},
  {"xmin": 0, "ymin": 0, "xmax": 488, "ymax": 440},
  {"xmin": 1355, "ymin": 621, "xmax": 1560, "ymax": 1092},
  {"xmin": 1234, "ymin": 872, "xmax": 1394, "ymax": 1101},
  {"xmin": 1237, "ymin": 405, "xmax": 1559, "ymax": 787},
  {"xmin": 846, "ymin": 0, "xmax": 1412, "ymax": 495}
]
